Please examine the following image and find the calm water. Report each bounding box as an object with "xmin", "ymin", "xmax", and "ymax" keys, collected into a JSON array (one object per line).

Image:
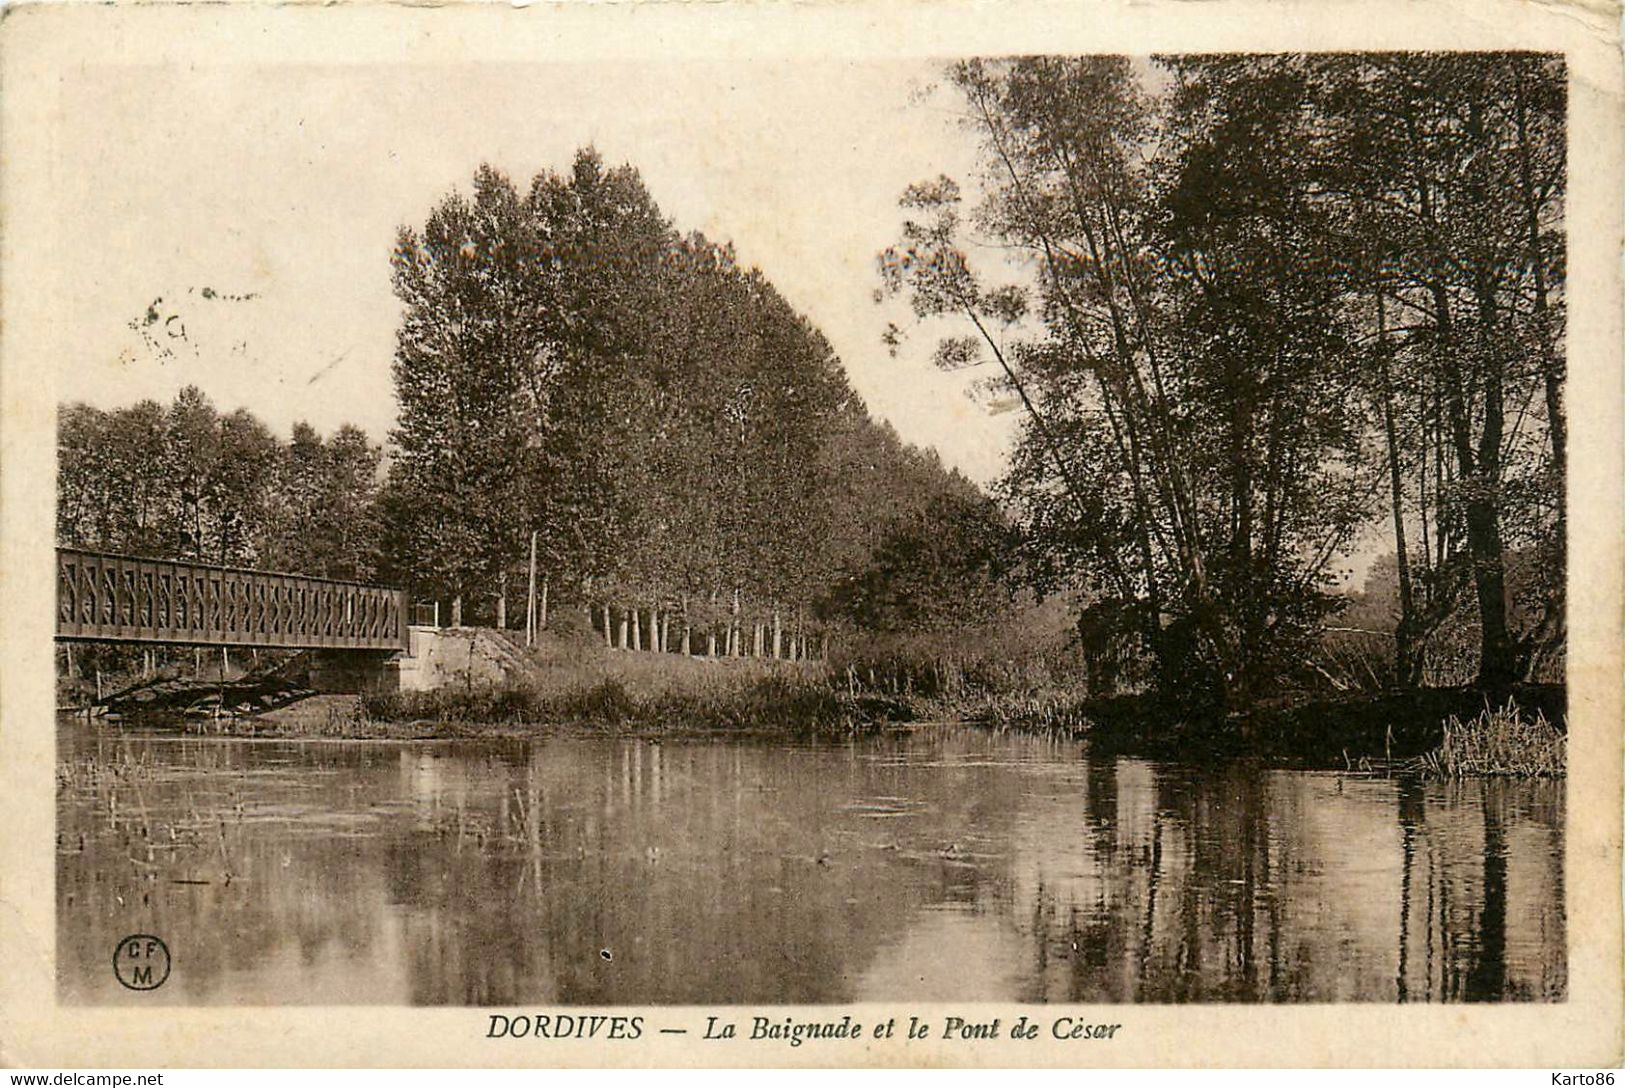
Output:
[{"xmin": 57, "ymin": 719, "xmax": 1565, "ymax": 1005}]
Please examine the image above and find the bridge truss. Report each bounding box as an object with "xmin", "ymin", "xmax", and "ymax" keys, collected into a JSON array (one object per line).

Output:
[{"xmin": 56, "ymin": 548, "xmax": 408, "ymax": 651}]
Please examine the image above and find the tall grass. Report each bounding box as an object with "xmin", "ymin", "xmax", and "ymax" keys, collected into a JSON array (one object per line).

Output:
[
  {"xmin": 358, "ymin": 672, "xmax": 895, "ymax": 736},
  {"xmin": 960, "ymin": 692, "xmax": 1095, "ymax": 735},
  {"xmin": 826, "ymin": 598, "xmax": 1093, "ymax": 706},
  {"xmin": 1414, "ymin": 699, "xmax": 1566, "ymax": 778}
]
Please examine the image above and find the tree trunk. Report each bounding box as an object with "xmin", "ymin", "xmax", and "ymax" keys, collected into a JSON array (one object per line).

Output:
[
  {"xmin": 772, "ymin": 610, "xmax": 783, "ymax": 659},
  {"xmin": 602, "ymin": 604, "xmax": 613, "ymax": 649},
  {"xmin": 617, "ymin": 609, "xmax": 629, "ymax": 651},
  {"xmin": 729, "ymin": 588, "xmax": 741, "ymax": 658},
  {"xmin": 451, "ymin": 595, "xmax": 462, "ymax": 628},
  {"xmin": 525, "ymin": 532, "xmax": 538, "ymax": 646},
  {"xmin": 1376, "ymin": 291, "xmax": 1420, "ymax": 687},
  {"xmin": 539, "ymin": 578, "xmax": 548, "ymax": 631},
  {"xmin": 496, "ymin": 573, "xmax": 507, "ymax": 631},
  {"xmin": 1513, "ymin": 68, "xmax": 1566, "ymax": 540},
  {"xmin": 631, "ymin": 607, "xmax": 642, "ymax": 652},
  {"xmin": 1471, "ymin": 282, "xmax": 1514, "ymax": 688},
  {"xmin": 661, "ymin": 610, "xmax": 672, "ymax": 655},
  {"xmin": 1464, "ymin": 498, "xmax": 1514, "ymax": 687},
  {"xmin": 1414, "ymin": 159, "xmax": 1515, "ymax": 689}
]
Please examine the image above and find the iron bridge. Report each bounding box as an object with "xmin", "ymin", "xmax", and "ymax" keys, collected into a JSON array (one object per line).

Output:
[{"xmin": 56, "ymin": 547, "xmax": 409, "ymax": 651}]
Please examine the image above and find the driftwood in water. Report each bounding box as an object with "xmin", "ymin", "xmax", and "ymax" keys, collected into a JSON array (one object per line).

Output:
[{"xmin": 94, "ymin": 653, "xmax": 319, "ymax": 720}]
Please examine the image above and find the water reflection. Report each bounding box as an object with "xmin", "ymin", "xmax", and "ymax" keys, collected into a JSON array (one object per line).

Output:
[{"xmin": 57, "ymin": 720, "xmax": 1564, "ymax": 1004}]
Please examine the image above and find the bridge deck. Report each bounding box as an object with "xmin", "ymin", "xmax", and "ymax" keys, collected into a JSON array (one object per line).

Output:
[{"xmin": 56, "ymin": 548, "xmax": 408, "ymax": 651}]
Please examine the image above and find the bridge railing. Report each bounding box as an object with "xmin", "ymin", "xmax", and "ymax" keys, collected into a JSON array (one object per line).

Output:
[{"xmin": 56, "ymin": 548, "xmax": 408, "ymax": 651}]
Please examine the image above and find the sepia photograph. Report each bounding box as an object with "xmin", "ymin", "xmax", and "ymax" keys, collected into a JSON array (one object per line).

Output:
[{"xmin": 3, "ymin": 0, "xmax": 1621, "ymax": 1070}]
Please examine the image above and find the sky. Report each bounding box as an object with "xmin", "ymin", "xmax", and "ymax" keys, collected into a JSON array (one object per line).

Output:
[{"xmin": 46, "ymin": 59, "xmax": 1020, "ymax": 484}]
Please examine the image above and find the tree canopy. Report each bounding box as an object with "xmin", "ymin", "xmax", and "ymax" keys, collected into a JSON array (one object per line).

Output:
[
  {"xmin": 881, "ymin": 53, "xmax": 1565, "ymax": 701},
  {"xmin": 58, "ymin": 387, "xmax": 383, "ymax": 580},
  {"xmin": 382, "ymin": 148, "xmax": 1003, "ymax": 651}
]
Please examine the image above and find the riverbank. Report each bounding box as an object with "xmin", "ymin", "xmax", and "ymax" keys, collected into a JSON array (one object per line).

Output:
[
  {"xmin": 359, "ymin": 670, "xmax": 913, "ymax": 738},
  {"xmin": 71, "ymin": 632, "xmax": 1566, "ymax": 774},
  {"xmin": 962, "ymin": 683, "xmax": 1567, "ymax": 773},
  {"xmin": 166, "ymin": 676, "xmax": 1567, "ymax": 778},
  {"xmin": 120, "ymin": 648, "xmax": 914, "ymax": 741}
]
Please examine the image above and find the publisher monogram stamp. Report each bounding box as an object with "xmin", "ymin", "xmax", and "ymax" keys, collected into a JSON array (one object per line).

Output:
[{"xmin": 113, "ymin": 935, "xmax": 171, "ymax": 992}]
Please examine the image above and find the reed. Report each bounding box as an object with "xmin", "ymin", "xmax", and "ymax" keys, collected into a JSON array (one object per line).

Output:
[
  {"xmin": 1413, "ymin": 699, "xmax": 1566, "ymax": 778},
  {"xmin": 960, "ymin": 692, "xmax": 1095, "ymax": 735}
]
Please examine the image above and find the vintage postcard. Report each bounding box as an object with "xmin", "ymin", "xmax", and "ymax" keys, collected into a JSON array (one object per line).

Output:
[{"xmin": 1, "ymin": 0, "xmax": 1620, "ymax": 1069}]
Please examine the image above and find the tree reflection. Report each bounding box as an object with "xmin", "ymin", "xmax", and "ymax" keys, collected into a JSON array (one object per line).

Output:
[{"xmin": 57, "ymin": 721, "xmax": 1566, "ymax": 1005}]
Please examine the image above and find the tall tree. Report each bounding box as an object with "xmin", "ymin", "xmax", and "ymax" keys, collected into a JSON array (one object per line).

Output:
[{"xmin": 882, "ymin": 52, "xmax": 1565, "ymax": 701}]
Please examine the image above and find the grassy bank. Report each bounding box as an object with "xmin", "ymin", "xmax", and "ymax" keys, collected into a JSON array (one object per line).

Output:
[
  {"xmin": 356, "ymin": 630, "xmax": 915, "ymax": 736},
  {"xmin": 357, "ymin": 672, "xmax": 912, "ymax": 738},
  {"xmin": 80, "ymin": 623, "xmax": 1565, "ymax": 775},
  {"xmin": 347, "ymin": 646, "xmax": 1565, "ymax": 774}
]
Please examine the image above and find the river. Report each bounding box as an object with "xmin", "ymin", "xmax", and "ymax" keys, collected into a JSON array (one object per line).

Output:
[{"xmin": 56, "ymin": 718, "xmax": 1565, "ymax": 1005}]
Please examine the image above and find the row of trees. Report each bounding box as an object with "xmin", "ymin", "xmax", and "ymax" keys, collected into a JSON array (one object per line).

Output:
[
  {"xmin": 379, "ymin": 150, "xmax": 1010, "ymax": 656},
  {"xmin": 58, "ymin": 389, "xmax": 383, "ymax": 581},
  {"xmin": 59, "ymin": 150, "xmax": 1012, "ymax": 661},
  {"xmin": 881, "ymin": 53, "xmax": 1564, "ymax": 703}
]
